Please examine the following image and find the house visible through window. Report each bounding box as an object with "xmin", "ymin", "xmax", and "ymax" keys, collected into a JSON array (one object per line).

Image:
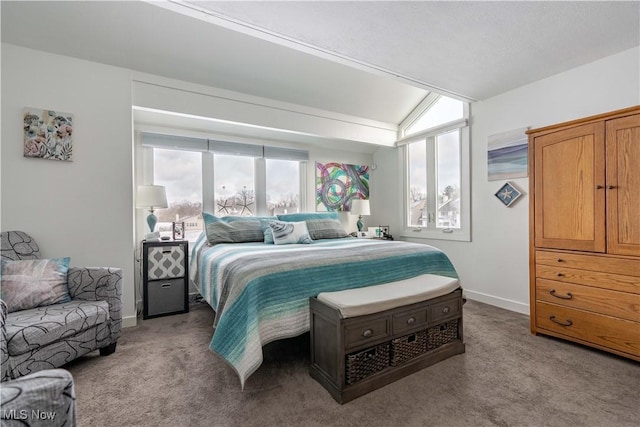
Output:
[
  {"xmin": 153, "ymin": 148, "xmax": 203, "ymax": 241},
  {"xmin": 400, "ymin": 94, "xmax": 469, "ymax": 241}
]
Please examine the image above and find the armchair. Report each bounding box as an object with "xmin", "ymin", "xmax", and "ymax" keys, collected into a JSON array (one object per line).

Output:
[
  {"xmin": 1, "ymin": 231, "xmax": 122, "ymax": 380},
  {"xmin": 2, "ymin": 301, "xmax": 76, "ymax": 426}
]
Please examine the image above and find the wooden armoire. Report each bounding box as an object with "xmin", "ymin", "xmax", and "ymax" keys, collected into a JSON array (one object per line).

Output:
[{"xmin": 528, "ymin": 106, "xmax": 640, "ymax": 360}]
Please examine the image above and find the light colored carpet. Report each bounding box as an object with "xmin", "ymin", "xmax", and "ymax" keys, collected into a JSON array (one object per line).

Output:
[{"xmin": 66, "ymin": 300, "xmax": 639, "ymax": 427}]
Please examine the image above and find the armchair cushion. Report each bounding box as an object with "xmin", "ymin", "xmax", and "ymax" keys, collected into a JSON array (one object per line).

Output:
[
  {"xmin": 5, "ymin": 300, "xmax": 109, "ymax": 356},
  {"xmin": 1, "ymin": 257, "xmax": 71, "ymax": 313}
]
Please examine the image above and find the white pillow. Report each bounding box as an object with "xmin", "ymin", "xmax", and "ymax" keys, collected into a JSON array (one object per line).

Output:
[{"xmin": 268, "ymin": 221, "xmax": 313, "ymax": 245}]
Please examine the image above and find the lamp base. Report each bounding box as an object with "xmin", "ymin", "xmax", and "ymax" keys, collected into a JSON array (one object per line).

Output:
[
  {"xmin": 356, "ymin": 216, "xmax": 364, "ymax": 232},
  {"xmin": 146, "ymin": 212, "xmax": 158, "ymax": 233}
]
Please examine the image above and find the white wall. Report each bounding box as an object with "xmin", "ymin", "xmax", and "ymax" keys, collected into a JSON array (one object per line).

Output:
[
  {"xmin": 373, "ymin": 46, "xmax": 640, "ymax": 314},
  {"xmin": 4, "ymin": 41, "xmax": 637, "ymax": 324},
  {"xmin": 1, "ymin": 44, "xmax": 137, "ymax": 323}
]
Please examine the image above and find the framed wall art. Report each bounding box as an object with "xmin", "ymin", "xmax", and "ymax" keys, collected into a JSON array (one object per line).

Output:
[
  {"xmin": 23, "ymin": 107, "xmax": 74, "ymax": 161},
  {"xmin": 487, "ymin": 127, "xmax": 528, "ymax": 181},
  {"xmin": 494, "ymin": 182, "xmax": 523, "ymax": 207},
  {"xmin": 315, "ymin": 162, "xmax": 369, "ymax": 211}
]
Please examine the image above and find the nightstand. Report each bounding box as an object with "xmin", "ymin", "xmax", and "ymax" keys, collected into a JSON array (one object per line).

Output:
[{"xmin": 142, "ymin": 240, "xmax": 189, "ymax": 319}]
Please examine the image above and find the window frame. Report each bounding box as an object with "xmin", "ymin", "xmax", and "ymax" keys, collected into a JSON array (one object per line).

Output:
[
  {"xmin": 140, "ymin": 133, "xmax": 308, "ymax": 235},
  {"xmin": 398, "ymin": 102, "xmax": 470, "ymax": 242}
]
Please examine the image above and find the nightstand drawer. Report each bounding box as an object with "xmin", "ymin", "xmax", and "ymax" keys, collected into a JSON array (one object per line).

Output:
[
  {"xmin": 147, "ymin": 245, "xmax": 186, "ymax": 280},
  {"xmin": 146, "ymin": 278, "xmax": 187, "ymax": 318}
]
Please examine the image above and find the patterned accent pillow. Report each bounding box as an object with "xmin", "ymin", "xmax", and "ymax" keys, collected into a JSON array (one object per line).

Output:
[
  {"xmin": 0, "ymin": 257, "xmax": 71, "ymax": 313},
  {"xmin": 306, "ymin": 218, "xmax": 350, "ymax": 240},
  {"xmin": 203, "ymin": 213, "xmax": 277, "ymax": 245},
  {"xmin": 268, "ymin": 221, "xmax": 313, "ymax": 245}
]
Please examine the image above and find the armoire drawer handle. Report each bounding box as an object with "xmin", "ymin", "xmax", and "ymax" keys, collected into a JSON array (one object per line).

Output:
[
  {"xmin": 549, "ymin": 289, "xmax": 573, "ymax": 300},
  {"xmin": 442, "ymin": 306, "xmax": 450, "ymax": 313},
  {"xmin": 549, "ymin": 316, "xmax": 573, "ymax": 327},
  {"xmin": 595, "ymin": 185, "xmax": 604, "ymax": 189},
  {"xmin": 556, "ymin": 258, "xmax": 563, "ymax": 262},
  {"xmin": 607, "ymin": 185, "xmax": 616, "ymax": 190},
  {"xmin": 406, "ymin": 317, "xmax": 416, "ymax": 324},
  {"xmin": 362, "ymin": 329, "xmax": 373, "ymax": 338},
  {"xmin": 557, "ymin": 273, "xmax": 564, "ymax": 277}
]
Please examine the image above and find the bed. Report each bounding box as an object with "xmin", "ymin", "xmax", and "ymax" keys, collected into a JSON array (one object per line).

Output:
[{"xmin": 189, "ymin": 225, "xmax": 460, "ymax": 388}]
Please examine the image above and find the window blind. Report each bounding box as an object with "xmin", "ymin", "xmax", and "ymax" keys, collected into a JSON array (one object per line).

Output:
[{"xmin": 141, "ymin": 132, "xmax": 309, "ymax": 160}]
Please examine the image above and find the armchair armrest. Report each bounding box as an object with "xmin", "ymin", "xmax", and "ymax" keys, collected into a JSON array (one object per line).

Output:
[
  {"xmin": 67, "ymin": 267, "xmax": 123, "ymax": 343},
  {"xmin": 0, "ymin": 369, "xmax": 76, "ymax": 427},
  {"xmin": 1, "ymin": 299, "xmax": 8, "ymax": 381}
]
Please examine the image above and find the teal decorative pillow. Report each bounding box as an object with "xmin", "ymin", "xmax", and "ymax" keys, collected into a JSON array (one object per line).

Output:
[
  {"xmin": 306, "ymin": 218, "xmax": 350, "ymax": 240},
  {"xmin": 268, "ymin": 221, "xmax": 313, "ymax": 245},
  {"xmin": 277, "ymin": 212, "xmax": 339, "ymax": 222},
  {"xmin": 264, "ymin": 227, "xmax": 275, "ymax": 244},
  {"xmin": 203, "ymin": 213, "xmax": 277, "ymax": 245},
  {"xmin": 0, "ymin": 257, "xmax": 71, "ymax": 313}
]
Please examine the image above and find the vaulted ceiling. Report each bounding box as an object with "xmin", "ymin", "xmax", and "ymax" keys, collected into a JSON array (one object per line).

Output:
[{"xmin": 2, "ymin": 1, "xmax": 638, "ymax": 137}]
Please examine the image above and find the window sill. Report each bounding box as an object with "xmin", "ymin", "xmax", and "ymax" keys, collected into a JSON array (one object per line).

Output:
[{"xmin": 400, "ymin": 229, "xmax": 470, "ymax": 242}]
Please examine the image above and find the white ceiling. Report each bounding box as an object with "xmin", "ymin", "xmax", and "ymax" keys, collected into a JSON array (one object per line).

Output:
[{"xmin": 2, "ymin": 1, "xmax": 639, "ymax": 144}]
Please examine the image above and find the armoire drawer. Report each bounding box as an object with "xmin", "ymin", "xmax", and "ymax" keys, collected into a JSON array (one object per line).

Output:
[
  {"xmin": 536, "ymin": 264, "xmax": 639, "ymax": 294},
  {"xmin": 536, "ymin": 250, "xmax": 640, "ymax": 278},
  {"xmin": 536, "ymin": 279, "xmax": 640, "ymax": 321},
  {"xmin": 536, "ymin": 301, "xmax": 640, "ymax": 357}
]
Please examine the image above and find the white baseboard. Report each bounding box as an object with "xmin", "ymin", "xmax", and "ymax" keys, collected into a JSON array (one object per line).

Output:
[
  {"xmin": 464, "ymin": 290, "xmax": 530, "ymax": 315},
  {"xmin": 122, "ymin": 315, "xmax": 138, "ymax": 328}
]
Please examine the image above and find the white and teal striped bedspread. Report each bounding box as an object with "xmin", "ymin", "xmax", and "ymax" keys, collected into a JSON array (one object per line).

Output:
[{"xmin": 189, "ymin": 234, "xmax": 459, "ymax": 388}]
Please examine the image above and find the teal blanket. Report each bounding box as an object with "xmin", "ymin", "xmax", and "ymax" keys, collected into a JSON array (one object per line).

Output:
[{"xmin": 190, "ymin": 234, "xmax": 458, "ymax": 387}]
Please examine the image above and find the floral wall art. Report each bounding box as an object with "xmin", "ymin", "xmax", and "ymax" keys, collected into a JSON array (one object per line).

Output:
[
  {"xmin": 23, "ymin": 108, "xmax": 74, "ymax": 161},
  {"xmin": 315, "ymin": 162, "xmax": 369, "ymax": 211}
]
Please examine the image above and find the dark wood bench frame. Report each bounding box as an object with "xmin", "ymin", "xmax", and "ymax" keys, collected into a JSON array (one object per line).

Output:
[{"xmin": 309, "ymin": 289, "xmax": 465, "ymax": 403}]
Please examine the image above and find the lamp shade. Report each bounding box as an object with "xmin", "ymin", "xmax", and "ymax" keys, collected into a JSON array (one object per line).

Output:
[
  {"xmin": 350, "ymin": 199, "xmax": 370, "ymax": 216},
  {"xmin": 136, "ymin": 185, "xmax": 168, "ymax": 209}
]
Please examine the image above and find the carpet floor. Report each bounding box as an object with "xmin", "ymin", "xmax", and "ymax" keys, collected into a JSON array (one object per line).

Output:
[{"xmin": 66, "ymin": 300, "xmax": 639, "ymax": 427}]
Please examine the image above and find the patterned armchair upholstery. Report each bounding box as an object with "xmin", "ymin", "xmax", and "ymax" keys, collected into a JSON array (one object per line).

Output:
[
  {"xmin": 1, "ymin": 231, "xmax": 122, "ymax": 380},
  {"xmin": 1, "ymin": 301, "xmax": 76, "ymax": 426}
]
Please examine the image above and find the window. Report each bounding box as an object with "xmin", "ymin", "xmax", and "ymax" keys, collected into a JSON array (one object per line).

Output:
[
  {"xmin": 153, "ymin": 149, "xmax": 203, "ymax": 241},
  {"xmin": 214, "ymin": 154, "xmax": 255, "ymax": 216},
  {"xmin": 266, "ymin": 159, "xmax": 300, "ymax": 216},
  {"xmin": 399, "ymin": 95, "xmax": 470, "ymax": 241},
  {"xmin": 141, "ymin": 133, "xmax": 307, "ymax": 241}
]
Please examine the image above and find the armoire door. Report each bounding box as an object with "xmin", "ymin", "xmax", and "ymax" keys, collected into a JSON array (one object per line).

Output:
[
  {"xmin": 606, "ymin": 114, "xmax": 640, "ymax": 256},
  {"xmin": 534, "ymin": 122, "xmax": 606, "ymax": 252}
]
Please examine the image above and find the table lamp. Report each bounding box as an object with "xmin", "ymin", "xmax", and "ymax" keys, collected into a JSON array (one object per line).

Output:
[
  {"xmin": 136, "ymin": 185, "xmax": 168, "ymax": 233},
  {"xmin": 351, "ymin": 199, "xmax": 370, "ymax": 232}
]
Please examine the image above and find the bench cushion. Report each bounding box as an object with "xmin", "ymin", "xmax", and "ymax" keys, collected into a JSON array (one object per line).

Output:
[
  {"xmin": 5, "ymin": 300, "xmax": 110, "ymax": 356},
  {"xmin": 317, "ymin": 274, "xmax": 460, "ymax": 318}
]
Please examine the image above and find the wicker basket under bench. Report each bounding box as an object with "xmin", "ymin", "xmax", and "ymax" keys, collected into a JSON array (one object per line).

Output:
[{"xmin": 309, "ymin": 275, "xmax": 465, "ymax": 403}]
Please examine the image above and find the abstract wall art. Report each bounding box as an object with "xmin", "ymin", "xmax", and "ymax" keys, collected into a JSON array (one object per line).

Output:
[
  {"xmin": 315, "ymin": 162, "xmax": 369, "ymax": 211},
  {"xmin": 23, "ymin": 108, "xmax": 74, "ymax": 161},
  {"xmin": 487, "ymin": 127, "xmax": 528, "ymax": 181}
]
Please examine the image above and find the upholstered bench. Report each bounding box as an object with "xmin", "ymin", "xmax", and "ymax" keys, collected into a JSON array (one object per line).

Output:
[{"xmin": 309, "ymin": 274, "xmax": 465, "ymax": 403}]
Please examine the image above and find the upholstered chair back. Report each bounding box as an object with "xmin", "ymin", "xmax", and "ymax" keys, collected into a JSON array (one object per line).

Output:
[{"xmin": 0, "ymin": 231, "xmax": 41, "ymax": 261}]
